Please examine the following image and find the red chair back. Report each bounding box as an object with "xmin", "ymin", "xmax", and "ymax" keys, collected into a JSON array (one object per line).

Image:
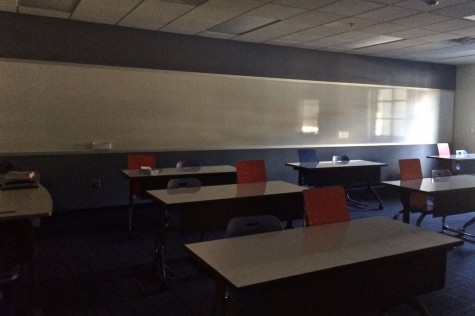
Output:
[
  {"xmin": 236, "ymin": 160, "xmax": 266, "ymax": 184},
  {"xmin": 303, "ymin": 186, "xmax": 350, "ymax": 226},
  {"xmin": 398, "ymin": 159, "xmax": 427, "ymax": 209},
  {"xmin": 398, "ymin": 159, "xmax": 423, "ymax": 180},
  {"xmin": 128, "ymin": 154, "xmax": 156, "ymax": 170},
  {"xmin": 128, "ymin": 154, "xmax": 156, "ymax": 197}
]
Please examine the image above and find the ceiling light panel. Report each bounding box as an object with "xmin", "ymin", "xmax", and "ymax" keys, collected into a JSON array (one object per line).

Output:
[{"xmin": 335, "ymin": 35, "xmax": 402, "ymax": 50}]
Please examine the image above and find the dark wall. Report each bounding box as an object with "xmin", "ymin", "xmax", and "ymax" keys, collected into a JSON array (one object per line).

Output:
[
  {"xmin": 2, "ymin": 145, "xmax": 440, "ymax": 211},
  {"xmin": 0, "ymin": 12, "xmax": 454, "ymax": 211},
  {"xmin": 0, "ymin": 12, "xmax": 455, "ymax": 89}
]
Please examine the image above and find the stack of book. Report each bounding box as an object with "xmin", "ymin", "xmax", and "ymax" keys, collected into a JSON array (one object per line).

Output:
[{"xmin": 1, "ymin": 170, "xmax": 38, "ymax": 190}]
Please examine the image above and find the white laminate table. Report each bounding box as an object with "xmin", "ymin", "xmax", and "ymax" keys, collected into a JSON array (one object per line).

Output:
[{"xmin": 186, "ymin": 217, "xmax": 462, "ymax": 315}]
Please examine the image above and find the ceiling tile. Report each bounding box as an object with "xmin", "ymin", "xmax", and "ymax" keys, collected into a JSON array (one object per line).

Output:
[
  {"xmin": 420, "ymin": 18, "xmax": 475, "ymax": 32},
  {"xmin": 450, "ymin": 26, "xmax": 475, "ymax": 36},
  {"xmin": 432, "ymin": 1, "xmax": 475, "ymax": 18},
  {"xmin": 322, "ymin": 17, "xmax": 379, "ymax": 30},
  {"xmin": 19, "ymin": 7, "xmax": 70, "ymax": 18},
  {"xmin": 272, "ymin": 25, "xmax": 346, "ymax": 44},
  {"xmin": 356, "ymin": 6, "xmax": 419, "ymax": 22},
  {"xmin": 272, "ymin": 0, "xmax": 337, "ymax": 10},
  {"xmin": 357, "ymin": 22, "xmax": 411, "ymax": 35},
  {"xmin": 416, "ymin": 33, "xmax": 464, "ymax": 43},
  {"xmin": 72, "ymin": 0, "xmax": 143, "ymax": 25},
  {"xmin": 391, "ymin": 12, "xmax": 452, "ymax": 27},
  {"xmin": 318, "ymin": 0, "xmax": 385, "ymax": 16},
  {"xmin": 394, "ymin": 0, "xmax": 472, "ymax": 11},
  {"xmin": 118, "ymin": 0, "xmax": 194, "ymax": 30},
  {"xmin": 161, "ymin": 0, "xmax": 264, "ymax": 34},
  {"xmin": 0, "ymin": 0, "xmax": 16, "ymax": 12},
  {"xmin": 283, "ymin": 9, "xmax": 346, "ymax": 28},
  {"xmin": 246, "ymin": 3, "xmax": 307, "ymax": 20},
  {"xmin": 389, "ymin": 28, "xmax": 437, "ymax": 39}
]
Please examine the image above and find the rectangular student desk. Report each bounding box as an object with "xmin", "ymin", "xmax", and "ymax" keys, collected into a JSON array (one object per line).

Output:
[
  {"xmin": 185, "ymin": 217, "xmax": 462, "ymax": 316},
  {"xmin": 146, "ymin": 180, "xmax": 305, "ymax": 287},
  {"xmin": 382, "ymin": 174, "xmax": 475, "ymax": 236},
  {"xmin": 427, "ymin": 154, "xmax": 475, "ymax": 173},
  {"xmin": 121, "ymin": 165, "xmax": 236, "ymax": 236},
  {"xmin": 285, "ymin": 160, "xmax": 387, "ymax": 209}
]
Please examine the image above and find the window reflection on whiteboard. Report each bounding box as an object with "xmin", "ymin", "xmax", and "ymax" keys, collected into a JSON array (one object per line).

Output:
[
  {"xmin": 301, "ymin": 101, "xmax": 320, "ymax": 134},
  {"xmin": 375, "ymin": 88, "xmax": 407, "ymax": 137}
]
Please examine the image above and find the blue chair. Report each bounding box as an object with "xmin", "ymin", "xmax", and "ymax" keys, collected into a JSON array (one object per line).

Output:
[{"xmin": 298, "ymin": 149, "xmax": 318, "ymax": 163}]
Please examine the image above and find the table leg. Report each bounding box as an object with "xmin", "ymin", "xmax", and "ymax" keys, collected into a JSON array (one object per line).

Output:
[
  {"xmin": 128, "ymin": 196, "xmax": 135, "ymax": 239},
  {"xmin": 214, "ymin": 279, "xmax": 226, "ymax": 316},
  {"xmin": 153, "ymin": 207, "xmax": 173, "ymax": 289}
]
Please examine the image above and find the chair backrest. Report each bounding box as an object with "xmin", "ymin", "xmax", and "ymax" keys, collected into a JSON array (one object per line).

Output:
[
  {"xmin": 303, "ymin": 186, "xmax": 350, "ymax": 226},
  {"xmin": 332, "ymin": 155, "xmax": 350, "ymax": 164},
  {"xmin": 398, "ymin": 159, "xmax": 423, "ymax": 180},
  {"xmin": 127, "ymin": 154, "xmax": 156, "ymax": 169},
  {"xmin": 298, "ymin": 149, "xmax": 318, "ymax": 163},
  {"xmin": 176, "ymin": 160, "xmax": 201, "ymax": 169},
  {"xmin": 236, "ymin": 160, "xmax": 267, "ymax": 184},
  {"xmin": 399, "ymin": 159, "xmax": 427, "ymax": 209},
  {"xmin": 437, "ymin": 143, "xmax": 450, "ymax": 156},
  {"xmin": 225, "ymin": 214, "xmax": 282, "ymax": 238},
  {"xmin": 167, "ymin": 177, "xmax": 202, "ymax": 189}
]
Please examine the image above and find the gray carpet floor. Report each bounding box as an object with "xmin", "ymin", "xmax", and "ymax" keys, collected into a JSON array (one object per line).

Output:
[{"xmin": 24, "ymin": 190, "xmax": 475, "ymax": 316}]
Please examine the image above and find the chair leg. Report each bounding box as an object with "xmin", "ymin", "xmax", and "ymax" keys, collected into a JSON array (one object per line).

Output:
[
  {"xmin": 415, "ymin": 213, "xmax": 426, "ymax": 227},
  {"xmin": 393, "ymin": 210, "xmax": 402, "ymax": 220}
]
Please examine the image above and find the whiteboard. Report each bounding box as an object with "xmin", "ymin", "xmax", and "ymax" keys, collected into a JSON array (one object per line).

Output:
[{"xmin": 0, "ymin": 59, "xmax": 454, "ymax": 154}]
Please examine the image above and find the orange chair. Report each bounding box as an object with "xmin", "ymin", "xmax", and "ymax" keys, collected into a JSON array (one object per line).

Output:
[
  {"xmin": 393, "ymin": 159, "xmax": 432, "ymax": 227},
  {"xmin": 236, "ymin": 160, "xmax": 266, "ymax": 184},
  {"xmin": 127, "ymin": 154, "xmax": 156, "ymax": 237},
  {"xmin": 303, "ymin": 186, "xmax": 350, "ymax": 226}
]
